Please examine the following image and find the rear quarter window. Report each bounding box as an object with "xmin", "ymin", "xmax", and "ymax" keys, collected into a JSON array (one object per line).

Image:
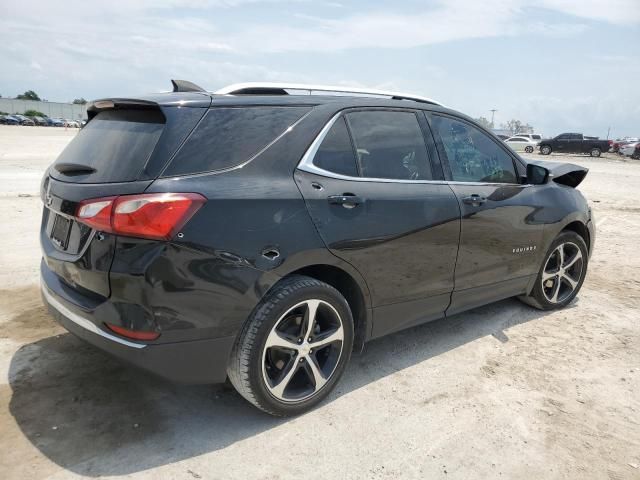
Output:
[{"xmin": 163, "ymin": 106, "xmax": 311, "ymax": 176}]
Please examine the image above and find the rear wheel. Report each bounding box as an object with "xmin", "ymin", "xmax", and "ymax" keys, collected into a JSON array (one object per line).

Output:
[
  {"xmin": 519, "ymin": 231, "xmax": 588, "ymax": 310},
  {"xmin": 540, "ymin": 145, "xmax": 552, "ymax": 155},
  {"xmin": 525, "ymin": 146, "xmax": 534, "ymax": 153},
  {"xmin": 590, "ymin": 147, "xmax": 601, "ymax": 157},
  {"xmin": 227, "ymin": 275, "xmax": 354, "ymax": 416}
]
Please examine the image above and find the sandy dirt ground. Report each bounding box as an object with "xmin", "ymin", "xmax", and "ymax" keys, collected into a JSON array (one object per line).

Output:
[{"xmin": 0, "ymin": 125, "xmax": 638, "ymax": 479}]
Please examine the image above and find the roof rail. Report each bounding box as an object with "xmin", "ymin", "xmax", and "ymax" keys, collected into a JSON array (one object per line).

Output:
[{"xmin": 214, "ymin": 82, "xmax": 444, "ymax": 106}]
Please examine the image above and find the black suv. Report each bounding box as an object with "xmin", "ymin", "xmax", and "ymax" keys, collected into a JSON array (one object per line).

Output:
[{"xmin": 41, "ymin": 81, "xmax": 594, "ymax": 416}]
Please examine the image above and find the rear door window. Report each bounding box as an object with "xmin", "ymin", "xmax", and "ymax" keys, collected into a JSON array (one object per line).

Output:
[
  {"xmin": 345, "ymin": 110, "xmax": 433, "ymax": 180},
  {"xmin": 51, "ymin": 109, "xmax": 164, "ymax": 183},
  {"xmin": 313, "ymin": 117, "xmax": 359, "ymax": 177},
  {"xmin": 164, "ymin": 106, "xmax": 311, "ymax": 176}
]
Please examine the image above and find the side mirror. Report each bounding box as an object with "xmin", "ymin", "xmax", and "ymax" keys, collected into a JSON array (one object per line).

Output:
[{"xmin": 526, "ymin": 163, "xmax": 550, "ymax": 185}]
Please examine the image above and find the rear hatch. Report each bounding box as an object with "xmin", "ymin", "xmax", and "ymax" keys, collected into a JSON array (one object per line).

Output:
[{"xmin": 41, "ymin": 94, "xmax": 210, "ymax": 300}]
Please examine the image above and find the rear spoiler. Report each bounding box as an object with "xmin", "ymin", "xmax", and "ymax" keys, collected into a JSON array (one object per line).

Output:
[{"xmin": 529, "ymin": 160, "xmax": 588, "ymax": 188}]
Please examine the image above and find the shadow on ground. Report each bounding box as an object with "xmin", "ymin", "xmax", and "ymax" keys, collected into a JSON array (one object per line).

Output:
[{"xmin": 8, "ymin": 297, "xmax": 557, "ymax": 476}]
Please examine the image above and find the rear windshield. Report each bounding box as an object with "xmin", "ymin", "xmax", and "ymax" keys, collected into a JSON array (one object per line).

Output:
[
  {"xmin": 52, "ymin": 109, "xmax": 164, "ymax": 183},
  {"xmin": 162, "ymin": 106, "xmax": 311, "ymax": 176}
]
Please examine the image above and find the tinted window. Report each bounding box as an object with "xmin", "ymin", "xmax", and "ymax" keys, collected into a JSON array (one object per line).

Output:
[
  {"xmin": 313, "ymin": 117, "xmax": 358, "ymax": 176},
  {"xmin": 433, "ymin": 115, "xmax": 517, "ymax": 184},
  {"xmin": 52, "ymin": 109, "xmax": 164, "ymax": 183},
  {"xmin": 557, "ymin": 134, "xmax": 571, "ymax": 140},
  {"xmin": 346, "ymin": 111, "xmax": 432, "ymax": 180},
  {"xmin": 164, "ymin": 106, "xmax": 310, "ymax": 176}
]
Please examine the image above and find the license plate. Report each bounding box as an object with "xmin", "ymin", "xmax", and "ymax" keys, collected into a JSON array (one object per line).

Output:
[{"xmin": 51, "ymin": 215, "xmax": 71, "ymax": 249}]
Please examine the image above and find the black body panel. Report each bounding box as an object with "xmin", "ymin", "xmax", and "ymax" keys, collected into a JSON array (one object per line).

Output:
[{"xmin": 295, "ymin": 170, "xmax": 460, "ymax": 337}]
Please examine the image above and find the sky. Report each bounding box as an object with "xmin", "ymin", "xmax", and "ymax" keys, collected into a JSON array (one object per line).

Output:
[{"xmin": 1, "ymin": 0, "xmax": 639, "ymax": 138}]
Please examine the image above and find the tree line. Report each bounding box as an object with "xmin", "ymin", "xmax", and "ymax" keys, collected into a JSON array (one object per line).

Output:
[
  {"xmin": 1, "ymin": 90, "xmax": 87, "ymax": 104},
  {"xmin": 474, "ymin": 116, "xmax": 534, "ymax": 135}
]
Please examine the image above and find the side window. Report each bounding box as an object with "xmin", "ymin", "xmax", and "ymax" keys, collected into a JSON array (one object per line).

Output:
[
  {"xmin": 557, "ymin": 134, "xmax": 571, "ymax": 140},
  {"xmin": 432, "ymin": 115, "xmax": 518, "ymax": 184},
  {"xmin": 313, "ymin": 117, "xmax": 358, "ymax": 177},
  {"xmin": 346, "ymin": 111, "xmax": 433, "ymax": 180},
  {"xmin": 164, "ymin": 106, "xmax": 310, "ymax": 176}
]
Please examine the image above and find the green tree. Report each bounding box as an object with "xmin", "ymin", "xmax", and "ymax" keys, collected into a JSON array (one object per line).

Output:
[
  {"xmin": 73, "ymin": 98, "xmax": 87, "ymax": 105},
  {"xmin": 23, "ymin": 109, "xmax": 46, "ymax": 117},
  {"xmin": 474, "ymin": 116, "xmax": 493, "ymax": 129},
  {"xmin": 16, "ymin": 90, "xmax": 41, "ymax": 101}
]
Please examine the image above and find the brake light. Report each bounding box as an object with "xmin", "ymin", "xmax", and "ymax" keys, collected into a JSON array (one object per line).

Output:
[
  {"xmin": 105, "ymin": 323, "xmax": 160, "ymax": 341},
  {"xmin": 77, "ymin": 197, "xmax": 115, "ymax": 232},
  {"xmin": 76, "ymin": 193, "xmax": 206, "ymax": 240}
]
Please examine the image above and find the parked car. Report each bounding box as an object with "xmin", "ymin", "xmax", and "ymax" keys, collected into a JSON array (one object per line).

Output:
[
  {"xmin": 32, "ymin": 116, "xmax": 48, "ymax": 126},
  {"xmin": 512, "ymin": 133, "xmax": 543, "ymax": 142},
  {"xmin": 49, "ymin": 118, "xmax": 65, "ymax": 127},
  {"xmin": 539, "ymin": 133, "xmax": 609, "ymax": 157},
  {"xmin": 620, "ymin": 141, "xmax": 640, "ymax": 157},
  {"xmin": 40, "ymin": 81, "xmax": 594, "ymax": 416},
  {"xmin": 504, "ymin": 136, "xmax": 539, "ymax": 153},
  {"xmin": 632, "ymin": 144, "xmax": 640, "ymax": 160},
  {"xmin": 13, "ymin": 114, "xmax": 35, "ymax": 126},
  {"xmin": 496, "ymin": 134, "xmax": 510, "ymax": 140},
  {"xmin": 613, "ymin": 138, "xmax": 639, "ymax": 153},
  {"xmin": 0, "ymin": 115, "xmax": 20, "ymax": 125},
  {"xmin": 64, "ymin": 119, "xmax": 80, "ymax": 128}
]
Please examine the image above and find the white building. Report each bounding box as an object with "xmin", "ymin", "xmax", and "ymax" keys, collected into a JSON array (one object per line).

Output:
[{"xmin": 0, "ymin": 98, "xmax": 87, "ymax": 120}]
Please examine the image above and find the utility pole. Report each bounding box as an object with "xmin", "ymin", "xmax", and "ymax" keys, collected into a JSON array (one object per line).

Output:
[
  {"xmin": 490, "ymin": 109, "xmax": 497, "ymax": 129},
  {"xmin": 606, "ymin": 126, "xmax": 610, "ymax": 140}
]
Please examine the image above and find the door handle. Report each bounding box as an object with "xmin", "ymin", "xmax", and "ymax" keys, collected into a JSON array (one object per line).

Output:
[
  {"xmin": 327, "ymin": 194, "xmax": 364, "ymax": 209},
  {"xmin": 462, "ymin": 194, "xmax": 487, "ymax": 206}
]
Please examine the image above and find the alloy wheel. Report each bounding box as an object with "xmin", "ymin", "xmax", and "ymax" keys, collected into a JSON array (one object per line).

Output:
[
  {"xmin": 261, "ymin": 299, "xmax": 344, "ymax": 403},
  {"xmin": 541, "ymin": 242, "xmax": 584, "ymax": 304}
]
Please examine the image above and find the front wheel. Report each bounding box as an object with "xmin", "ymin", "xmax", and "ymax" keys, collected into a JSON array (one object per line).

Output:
[
  {"xmin": 227, "ymin": 275, "xmax": 354, "ymax": 416},
  {"xmin": 590, "ymin": 147, "xmax": 601, "ymax": 157},
  {"xmin": 540, "ymin": 145, "xmax": 552, "ymax": 155},
  {"xmin": 519, "ymin": 231, "xmax": 588, "ymax": 310}
]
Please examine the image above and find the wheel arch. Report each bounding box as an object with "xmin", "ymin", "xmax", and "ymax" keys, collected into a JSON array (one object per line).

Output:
[
  {"xmin": 282, "ymin": 264, "xmax": 371, "ymax": 352},
  {"xmin": 562, "ymin": 220, "xmax": 591, "ymax": 251}
]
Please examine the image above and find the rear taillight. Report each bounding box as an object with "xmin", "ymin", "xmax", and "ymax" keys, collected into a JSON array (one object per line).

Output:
[{"xmin": 76, "ymin": 193, "xmax": 206, "ymax": 240}]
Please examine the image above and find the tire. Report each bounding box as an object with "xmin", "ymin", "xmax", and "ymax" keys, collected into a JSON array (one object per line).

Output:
[
  {"xmin": 525, "ymin": 146, "xmax": 534, "ymax": 153},
  {"xmin": 519, "ymin": 231, "xmax": 588, "ymax": 310},
  {"xmin": 227, "ymin": 275, "xmax": 354, "ymax": 416},
  {"xmin": 590, "ymin": 147, "xmax": 601, "ymax": 157},
  {"xmin": 540, "ymin": 145, "xmax": 552, "ymax": 155}
]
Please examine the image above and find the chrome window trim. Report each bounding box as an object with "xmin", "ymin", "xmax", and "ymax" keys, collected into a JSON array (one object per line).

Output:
[
  {"xmin": 41, "ymin": 283, "xmax": 147, "ymax": 349},
  {"xmin": 296, "ymin": 112, "xmax": 527, "ymax": 187}
]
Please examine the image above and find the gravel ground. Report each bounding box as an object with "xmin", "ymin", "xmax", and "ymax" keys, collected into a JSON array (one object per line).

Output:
[{"xmin": 0, "ymin": 125, "xmax": 638, "ymax": 479}]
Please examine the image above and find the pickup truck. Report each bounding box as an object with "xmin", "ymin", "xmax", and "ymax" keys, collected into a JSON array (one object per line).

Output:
[{"xmin": 539, "ymin": 133, "xmax": 609, "ymax": 157}]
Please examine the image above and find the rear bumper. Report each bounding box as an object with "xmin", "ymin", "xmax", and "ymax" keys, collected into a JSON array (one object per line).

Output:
[{"xmin": 41, "ymin": 279, "xmax": 235, "ymax": 384}]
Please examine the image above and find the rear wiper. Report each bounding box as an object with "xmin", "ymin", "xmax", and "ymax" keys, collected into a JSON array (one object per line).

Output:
[{"xmin": 54, "ymin": 163, "xmax": 97, "ymax": 175}]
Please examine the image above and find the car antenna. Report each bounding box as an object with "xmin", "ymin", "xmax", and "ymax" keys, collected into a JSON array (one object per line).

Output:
[{"xmin": 171, "ymin": 79, "xmax": 206, "ymax": 93}]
